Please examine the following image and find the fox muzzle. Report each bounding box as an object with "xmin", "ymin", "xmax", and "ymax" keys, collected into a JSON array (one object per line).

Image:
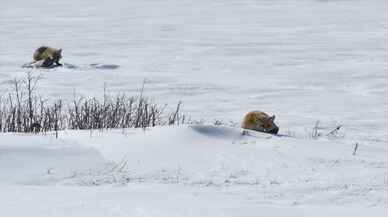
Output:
[{"xmin": 267, "ymin": 127, "xmax": 279, "ymax": 135}]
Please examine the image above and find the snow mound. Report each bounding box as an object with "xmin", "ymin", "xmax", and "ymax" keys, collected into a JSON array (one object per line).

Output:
[
  {"xmin": 2, "ymin": 125, "xmax": 388, "ymax": 207},
  {"xmin": 190, "ymin": 124, "xmax": 246, "ymax": 139},
  {"xmin": 0, "ymin": 134, "xmax": 110, "ymax": 185}
]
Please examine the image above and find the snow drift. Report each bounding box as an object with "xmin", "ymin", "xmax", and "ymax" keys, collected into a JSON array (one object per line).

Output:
[{"xmin": 2, "ymin": 125, "xmax": 388, "ymax": 207}]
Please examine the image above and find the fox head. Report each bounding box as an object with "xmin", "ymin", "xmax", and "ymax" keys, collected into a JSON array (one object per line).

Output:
[
  {"xmin": 256, "ymin": 115, "xmax": 279, "ymax": 135},
  {"xmin": 53, "ymin": 49, "xmax": 62, "ymax": 60}
]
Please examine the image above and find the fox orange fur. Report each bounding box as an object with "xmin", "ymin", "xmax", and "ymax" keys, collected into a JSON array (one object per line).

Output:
[{"xmin": 241, "ymin": 111, "xmax": 279, "ymax": 134}]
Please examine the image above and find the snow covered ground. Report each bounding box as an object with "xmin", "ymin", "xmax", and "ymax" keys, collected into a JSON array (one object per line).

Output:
[
  {"xmin": 1, "ymin": 126, "xmax": 388, "ymax": 216},
  {"xmin": 1, "ymin": 0, "xmax": 388, "ymax": 216}
]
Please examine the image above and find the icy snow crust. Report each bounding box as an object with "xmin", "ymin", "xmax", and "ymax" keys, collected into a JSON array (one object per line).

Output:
[{"xmin": 1, "ymin": 0, "xmax": 388, "ymax": 216}]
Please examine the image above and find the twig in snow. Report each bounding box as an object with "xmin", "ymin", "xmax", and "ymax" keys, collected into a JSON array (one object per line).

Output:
[
  {"xmin": 311, "ymin": 120, "xmax": 321, "ymax": 139},
  {"xmin": 327, "ymin": 125, "xmax": 343, "ymax": 136},
  {"xmin": 353, "ymin": 142, "xmax": 359, "ymax": 155}
]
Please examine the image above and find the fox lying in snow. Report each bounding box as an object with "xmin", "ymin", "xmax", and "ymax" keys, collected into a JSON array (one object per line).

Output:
[
  {"xmin": 30, "ymin": 46, "xmax": 63, "ymax": 68},
  {"xmin": 241, "ymin": 111, "xmax": 279, "ymax": 135}
]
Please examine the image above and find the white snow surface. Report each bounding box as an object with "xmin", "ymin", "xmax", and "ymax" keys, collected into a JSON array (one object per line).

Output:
[
  {"xmin": 1, "ymin": 126, "xmax": 388, "ymax": 216},
  {"xmin": 1, "ymin": 0, "xmax": 388, "ymax": 216}
]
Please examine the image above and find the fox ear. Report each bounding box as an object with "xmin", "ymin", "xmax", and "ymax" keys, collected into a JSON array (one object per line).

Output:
[
  {"xmin": 58, "ymin": 49, "xmax": 62, "ymax": 54},
  {"xmin": 269, "ymin": 115, "xmax": 275, "ymax": 121}
]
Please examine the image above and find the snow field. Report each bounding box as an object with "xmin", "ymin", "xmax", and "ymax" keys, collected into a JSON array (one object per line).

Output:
[
  {"xmin": 1, "ymin": 0, "xmax": 388, "ymax": 216},
  {"xmin": 1, "ymin": 125, "xmax": 388, "ymax": 209}
]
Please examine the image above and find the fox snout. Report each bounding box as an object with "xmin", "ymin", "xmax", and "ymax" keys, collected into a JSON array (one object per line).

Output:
[{"xmin": 267, "ymin": 126, "xmax": 279, "ymax": 135}]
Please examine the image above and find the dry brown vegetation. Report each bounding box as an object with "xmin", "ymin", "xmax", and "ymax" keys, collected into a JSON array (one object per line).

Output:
[{"xmin": 0, "ymin": 72, "xmax": 185, "ymax": 133}]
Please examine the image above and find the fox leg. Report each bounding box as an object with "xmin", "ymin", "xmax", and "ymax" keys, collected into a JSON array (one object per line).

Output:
[
  {"xmin": 41, "ymin": 57, "xmax": 55, "ymax": 68},
  {"xmin": 29, "ymin": 60, "xmax": 39, "ymax": 65},
  {"xmin": 55, "ymin": 60, "xmax": 63, "ymax": 66}
]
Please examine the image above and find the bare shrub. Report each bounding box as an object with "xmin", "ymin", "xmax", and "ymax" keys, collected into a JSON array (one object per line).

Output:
[{"xmin": 0, "ymin": 73, "xmax": 185, "ymax": 133}]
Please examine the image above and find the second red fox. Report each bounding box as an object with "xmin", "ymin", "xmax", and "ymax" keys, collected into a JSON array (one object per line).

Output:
[{"xmin": 241, "ymin": 111, "xmax": 279, "ymax": 135}]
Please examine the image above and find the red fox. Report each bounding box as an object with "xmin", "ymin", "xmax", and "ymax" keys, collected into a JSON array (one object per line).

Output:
[
  {"xmin": 31, "ymin": 46, "xmax": 63, "ymax": 67},
  {"xmin": 241, "ymin": 111, "xmax": 279, "ymax": 135}
]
